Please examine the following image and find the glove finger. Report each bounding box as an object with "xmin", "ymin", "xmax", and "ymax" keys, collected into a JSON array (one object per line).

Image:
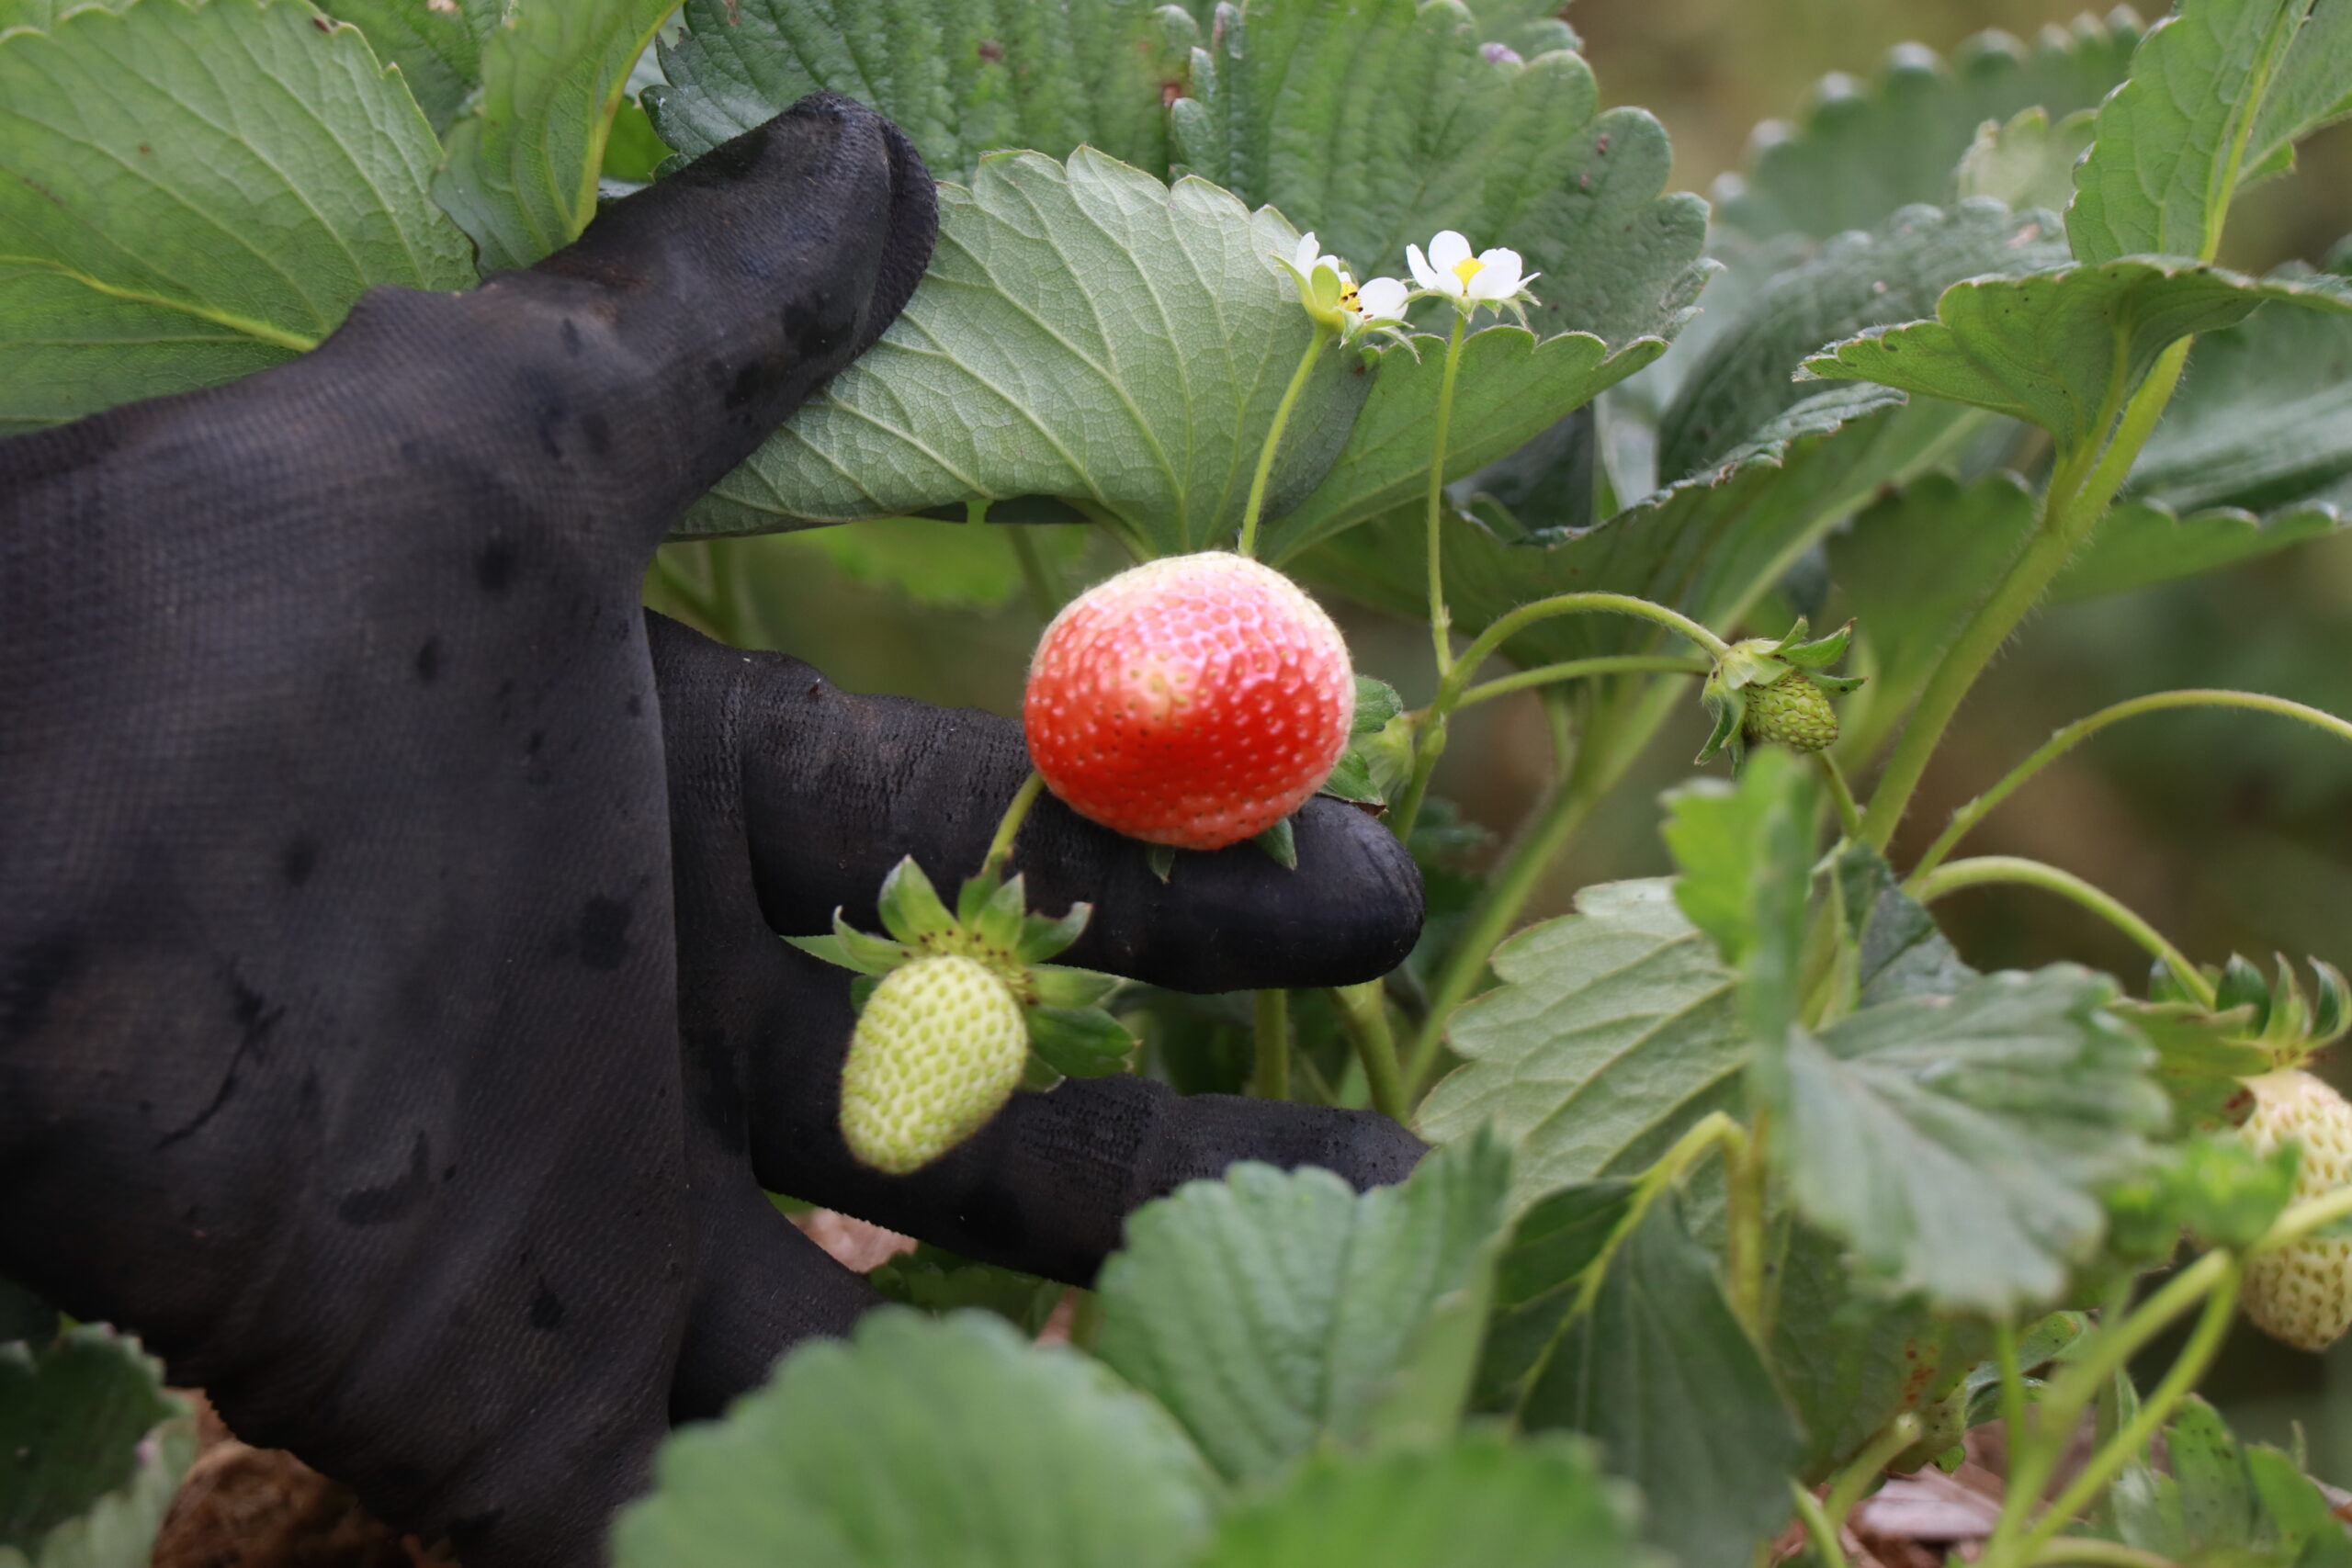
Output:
[
  {"xmin": 523, "ymin": 92, "xmax": 936, "ymax": 529},
  {"xmin": 670, "ymin": 1179, "xmax": 879, "ymax": 1423},
  {"xmin": 745, "ymin": 942, "xmax": 1426, "ymax": 1284},
  {"xmin": 654, "ymin": 621, "xmax": 1424, "ymax": 992}
]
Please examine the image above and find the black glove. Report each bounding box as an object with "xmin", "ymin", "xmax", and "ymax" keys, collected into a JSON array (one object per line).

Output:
[{"xmin": 0, "ymin": 93, "xmax": 1424, "ymax": 1567}]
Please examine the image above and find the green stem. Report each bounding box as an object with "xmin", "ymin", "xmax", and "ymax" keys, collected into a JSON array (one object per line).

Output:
[
  {"xmin": 1237, "ymin": 325, "xmax": 1334, "ymax": 559},
  {"xmin": 1824, "ymin": 1413, "xmax": 1924, "ymax": 1529},
  {"xmin": 1815, "ymin": 752, "xmax": 1862, "ymax": 841},
  {"xmin": 1789, "ymin": 1483, "xmax": 1850, "ymax": 1568},
  {"xmin": 2030, "ymin": 1541, "xmax": 2178, "ymax": 1568},
  {"xmin": 2255, "ymin": 1182, "xmax": 2352, "ymax": 1254},
  {"xmin": 1005, "ymin": 522, "xmax": 1069, "ymax": 622},
  {"xmin": 1860, "ymin": 338, "xmax": 2192, "ymax": 852},
  {"xmin": 1393, "ymin": 595, "xmax": 1727, "ymax": 842},
  {"xmin": 2001, "ymin": 1247, "xmax": 2234, "ymax": 1540},
  {"xmin": 1564, "ymin": 1111, "xmax": 1747, "ymax": 1324},
  {"xmin": 1253, "ymin": 987, "xmax": 1290, "ymax": 1100},
  {"xmin": 1425, "ymin": 310, "xmax": 1471, "ymax": 676},
  {"xmin": 1453, "ymin": 654, "xmax": 1711, "ymax": 710},
  {"xmin": 1329, "ymin": 980, "xmax": 1408, "ymax": 1122},
  {"xmin": 1913, "ymin": 855, "xmax": 2211, "ymax": 1006},
  {"xmin": 978, "ymin": 772, "xmax": 1048, "ymax": 884},
  {"xmin": 1995, "ymin": 1317, "xmax": 2030, "ymax": 1477},
  {"xmin": 2013, "ymin": 1264, "xmax": 2239, "ymax": 1562},
  {"xmin": 1910, "ymin": 689, "xmax": 2352, "ymax": 883},
  {"xmin": 1724, "ymin": 1101, "xmax": 1770, "ymax": 1344},
  {"xmin": 1404, "ymin": 674, "xmax": 1686, "ymax": 1094}
]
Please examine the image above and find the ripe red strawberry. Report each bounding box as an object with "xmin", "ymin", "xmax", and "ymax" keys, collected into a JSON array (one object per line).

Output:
[{"xmin": 1023, "ymin": 553, "xmax": 1354, "ymax": 852}]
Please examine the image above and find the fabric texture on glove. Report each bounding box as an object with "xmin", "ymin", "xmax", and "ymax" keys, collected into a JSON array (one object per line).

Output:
[{"xmin": 0, "ymin": 93, "xmax": 1424, "ymax": 1568}]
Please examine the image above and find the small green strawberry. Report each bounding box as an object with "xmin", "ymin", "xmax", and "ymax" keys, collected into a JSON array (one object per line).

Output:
[
  {"xmin": 1745, "ymin": 670, "xmax": 1839, "ymax": 752},
  {"xmin": 1695, "ymin": 618, "xmax": 1865, "ymax": 774},
  {"xmin": 838, "ymin": 955, "xmax": 1030, "ymax": 1175},
  {"xmin": 2235, "ymin": 1068, "xmax": 2352, "ymax": 1352},
  {"xmin": 793, "ymin": 853, "xmax": 1136, "ymax": 1175}
]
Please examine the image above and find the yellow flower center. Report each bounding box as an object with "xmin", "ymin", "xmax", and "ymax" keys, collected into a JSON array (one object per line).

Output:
[
  {"xmin": 1338, "ymin": 281, "xmax": 1361, "ymax": 311},
  {"xmin": 1452, "ymin": 255, "xmax": 1485, "ymax": 288}
]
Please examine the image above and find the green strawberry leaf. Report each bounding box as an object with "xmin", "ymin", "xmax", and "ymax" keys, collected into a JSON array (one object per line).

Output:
[
  {"xmin": 0, "ymin": 1276, "xmax": 55, "ymax": 1347},
  {"xmin": 2054, "ymin": 495, "xmax": 2346, "ymax": 599},
  {"xmin": 0, "ymin": 1325, "xmax": 197, "ymax": 1567},
  {"xmin": 1414, "ymin": 880, "xmax": 1745, "ymax": 1212},
  {"xmin": 1260, "ymin": 328, "xmax": 1673, "ymax": 563},
  {"xmin": 647, "ymin": 0, "xmax": 1194, "ymax": 186},
  {"xmin": 1956, "ymin": 106, "xmax": 2098, "ymax": 214},
  {"xmin": 674, "ymin": 149, "xmax": 1374, "ymax": 557},
  {"xmin": 611, "ymin": 1311, "xmax": 1216, "ymax": 1568},
  {"xmin": 1301, "ymin": 382, "xmax": 1937, "ymax": 670},
  {"xmin": 1771, "ymin": 1220, "xmax": 1989, "ymax": 1480},
  {"xmin": 867, "ymin": 1244, "xmax": 1064, "ymax": 1337},
  {"xmin": 2105, "ymin": 1395, "xmax": 2352, "ymax": 1561},
  {"xmin": 1769, "ymin": 965, "xmax": 2171, "ymax": 1316},
  {"xmin": 1170, "ymin": 0, "xmax": 1711, "ymax": 354},
  {"xmin": 1831, "ymin": 842, "xmax": 1976, "ymax": 1008},
  {"xmin": 1801, "ymin": 259, "xmax": 2352, "ymax": 456},
  {"xmin": 1023, "ymin": 1004, "xmax": 1133, "ymax": 1078},
  {"xmin": 316, "ymin": 0, "xmax": 487, "ymax": 132},
  {"xmin": 2119, "ymin": 273, "xmax": 2352, "ymax": 513},
  {"xmin": 2065, "ymin": 0, "xmax": 2349, "ymax": 265},
  {"xmin": 1504, "ymin": 1195, "xmax": 1806, "ymax": 1568},
  {"xmin": 1094, "ymin": 1135, "xmax": 1513, "ymax": 1482},
  {"xmin": 1714, "ymin": 13, "xmax": 2142, "ymax": 244},
  {"xmin": 1193, "ymin": 1429, "xmax": 1657, "ymax": 1568},
  {"xmin": 876, "ymin": 856, "xmax": 958, "ymax": 947},
  {"xmin": 1351, "ymin": 676, "xmax": 1404, "ymax": 734},
  {"xmin": 2247, "ymin": 0, "xmax": 2352, "ymax": 174},
  {"xmin": 1661, "ymin": 750, "xmax": 1816, "ymax": 1043},
  {"xmin": 0, "ymin": 0, "xmax": 476, "ymax": 434},
  {"xmin": 1657, "ymin": 201, "xmax": 2066, "ymax": 482},
  {"xmin": 1826, "ymin": 472, "xmax": 2037, "ymax": 757},
  {"xmin": 434, "ymin": 0, "xmax": 679, "ymax": 273}
]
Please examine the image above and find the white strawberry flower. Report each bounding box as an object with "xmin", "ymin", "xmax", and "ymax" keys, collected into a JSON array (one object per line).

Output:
[
  {"xmin": 1406, "ymin": 229, "xmax": 1539, "ymax": 321},
  {"xmin": 1354, "ymin": 276, "xmax": 1410, "ymax": 322},
  {"xmin": 1292, "ymin": 231, "xmax": 1343, "ymax": 279}
]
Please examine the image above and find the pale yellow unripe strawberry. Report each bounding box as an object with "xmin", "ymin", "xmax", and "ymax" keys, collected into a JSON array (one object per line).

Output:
[
  {"xmin": 839, "ymin": 955, "xmax": 1028, "ymax": 1176},
  {"xmin": 2236, "ymin": 1068, "xmax": 2352, "ymax": 1352}
]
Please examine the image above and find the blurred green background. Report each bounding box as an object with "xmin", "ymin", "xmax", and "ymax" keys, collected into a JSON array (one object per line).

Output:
[{"xmin": 648, "ymin": 0, "xmax": 2352, "ymax": 1475}]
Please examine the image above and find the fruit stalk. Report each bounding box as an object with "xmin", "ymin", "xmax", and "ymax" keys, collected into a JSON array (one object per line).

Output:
[
  {"xmin": 1252, "ymin": 987, "xmax": 1290, "ymax": 1100},
  {"xmin": 1235, "ymin": 323, "xmax": 1334, "ymax": 560},
  {"xmin": 978, "ymin": 771, "xmax": 1048, "ymax": 885}
]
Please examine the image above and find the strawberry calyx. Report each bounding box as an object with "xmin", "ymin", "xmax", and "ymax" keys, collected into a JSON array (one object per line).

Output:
[
  {"xmin": 2149, "ymin": 952, "xmax": 2352, "ymax": 1077},
  {"xmin": 790, "ymin": 854, "xmax": 1134, "ymax": 1089},
  {"xmin": 1694, "ymin": 617, "xmax": 1867, "ymax": 774}
]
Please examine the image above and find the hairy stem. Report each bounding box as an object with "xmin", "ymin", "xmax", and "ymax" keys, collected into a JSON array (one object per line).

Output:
[
  {"xmin": 1453, "ymin": 654, "xmax": 1711, "ymax": 710},
  {"xmin": 978, "ymin": 772, "xmax": 1048, "ymax": 884},
  {"xmin": 2014, "ymin": 1265, "xmax": 2239, "ymax": 1561},
  {"xmin": 1815, "ymin": 752, "xmax": 1862, "ymax": 841},
  {"xmin": 1405, "ymin": 674, "xmax": 1687, "ymax": 1093},
  {"xmin": 1236, "ymin": 325, "xmax": 1334, "ymax": 559},
  {"xmin": 1914, "ymin": 855, "xmax": 2211, "ymax": 1006},
  {"xmin": 1425, "ymin": 310, "xmax": 1471, "ymax": 675},
  {"xmin": 1860, "ymin": 338, "xmax": 2193, "ymax": 852},
  {"xmin": 1329, "ymin": 980, "xmax": 1408, "ymax": 1122},
  {"xmin": 1790, "ymin": 1483, "xmax": 1850, "ymax": 1568},
  {"xmin": 1824, "ymin": 1413, "xmax": 1925, "ymax": 1530},
  {"xmin": 1910, "ymin": 689, "xmax": 2352, "ymax": 883}
]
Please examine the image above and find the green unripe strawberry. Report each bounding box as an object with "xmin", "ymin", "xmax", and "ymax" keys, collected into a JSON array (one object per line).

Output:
[
  {"xmin": 838, "ymin": 954, "xmax": 1029, "ymax": 1176},
  {"xmin": 1743, "ymin": 671, "xmax": 1839, "ymax": 753},
  {"xmin": 2235, "ymin": 1068, "xmax": 2352, "ymax": 1352}
]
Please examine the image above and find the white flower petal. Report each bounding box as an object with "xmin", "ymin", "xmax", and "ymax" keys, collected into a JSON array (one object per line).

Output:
[
  {"xmin": 1465, "ymin": 248, "xmax": 1523, "ymax": 301},
  {"xmin": 1293, "ymin": 232, "xmax": 1321, "ymax": 274},
  {"xmin": 1405, "ymin": 243, "xmax": 1439, "ymax": 292},
  {"xmin": 1356, "ymin": 276, "xmax": 1409, "ymax": 321},
  {"xmin": 1429, "ymin": 230, "xmax": 1473, "ymax": 271}
]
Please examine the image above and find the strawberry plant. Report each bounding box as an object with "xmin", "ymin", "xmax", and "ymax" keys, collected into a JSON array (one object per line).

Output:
[{"xmin": 6, "ymin": 0, "xmax": 2352, "ymax": 1562}]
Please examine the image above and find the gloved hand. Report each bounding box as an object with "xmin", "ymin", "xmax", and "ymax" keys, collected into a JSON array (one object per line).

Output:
[{"xmin": 0, "ymin": 94, "xmax": 1425, "ymax": 1567}]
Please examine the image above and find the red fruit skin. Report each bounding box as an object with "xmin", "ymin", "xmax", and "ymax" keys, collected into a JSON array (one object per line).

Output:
[{"xmin": 1023, "ymin": 553, "xmax": 1355, "ymax": 852}]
